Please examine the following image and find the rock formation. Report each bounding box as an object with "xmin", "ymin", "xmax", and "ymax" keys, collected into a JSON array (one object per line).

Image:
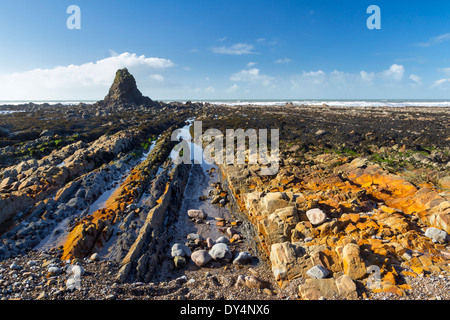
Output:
[{"xmin": 100, "ymin": 68, "xmax": 153, "ymax": 107}]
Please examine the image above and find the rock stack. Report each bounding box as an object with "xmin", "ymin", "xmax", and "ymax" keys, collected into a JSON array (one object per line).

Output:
[{"xmin": 99, "ymin": 68, "xmax": 153, "ymax": 107}]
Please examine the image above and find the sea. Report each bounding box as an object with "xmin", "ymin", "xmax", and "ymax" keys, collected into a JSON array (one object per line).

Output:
[{"xmin": 1, "ymin": 99, "xmax": 450, "ymax": 111}]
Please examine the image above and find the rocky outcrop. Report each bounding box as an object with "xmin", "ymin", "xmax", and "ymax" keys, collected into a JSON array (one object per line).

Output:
[
  {"xmin": 100, "ymin": 68, "xmax": 153, "ymax": 107},
  {"xmin": 117, "ymin": 162, "xmax": 191, "ymax": 283},
  {"xmin": 0, "ymin": 130, "xmax": 136, "ymax": 227},
  {"xmin": 219, "ymin": 150, "xmax": 450, "ymax": 298},
  {"xmin": 337, "ymin": 158, "xmax": 450, "ymax": 234},
  {"xmin": 61, "ymin": 129, "xmax": 177, "ymax": 261}
]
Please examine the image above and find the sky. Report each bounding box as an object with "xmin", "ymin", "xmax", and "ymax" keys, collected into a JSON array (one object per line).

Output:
[{"xmin": 0, "ymin": 0, "xmax": 450, "ymax": 101}]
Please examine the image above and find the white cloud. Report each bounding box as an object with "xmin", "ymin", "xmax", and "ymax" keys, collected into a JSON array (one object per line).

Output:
[
  {"xmin": 439, "ymin": 67, "xmax": 450, "ymax": 76},
  {"xmin": 360, "ymin": 64, "xmax": 405, "ymax": 83},
  {"xmin": 433, "ymin": 78, "xmax": 450, "ymax": 88},
  {"xmin": 109, "ymin": 49, "xmax": 119, "ymax": 57},
  {"xmin": 247, "ymin": 62, "xmax": 257, "ymax": 67},
  {"xmin": 409, "ymin": 74, "xmax": 422, "ymax": 85},
  {"xmin": 275, "ymin": 58, "xmax": 292, "ymax": 64},
  {"xmin": 150, "ymin": 74, "xmax": 164, "ymax": 82},
  {"xmin": 0, "ymin": 52, "xmax": 174, "ymax": 100},
  {"xmin": 288, "ymin": 65, "xmax": 413, "ymax": 98},
  {"xmin": 301, "ymin": 70, "xmax": 326, "ymax": 85},
  {"xmin": 382, "ymin": 64, "xmax": 404, "ymax": 81},
  {"xmin": 360, "ymin": 71, "xmax": 375, "ymax": 83},
  {"xmin": 211, "ymin": 43, "xmax": 256, "ymax": 55},
  {"xmin": 417, "ymin": 33, "xmax": 450, "ymax": 47},
  {"xmin": 230, "ymin": 68, "xmax": 273, "ymax": 86},
  {"xmin": 227, "ymin": 83, "xmax": 239, "ymax": 93},
  {"xmin": 289, "ymin": 70, "xmax": 329, "ymax": 94}
]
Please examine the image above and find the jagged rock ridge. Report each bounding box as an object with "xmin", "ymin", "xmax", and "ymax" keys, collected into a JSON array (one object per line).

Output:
[{"xmin": 101, "ymin": 68, "xmax": 153, "ymax": 107}]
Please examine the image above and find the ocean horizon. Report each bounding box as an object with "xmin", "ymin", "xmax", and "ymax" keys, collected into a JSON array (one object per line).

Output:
[{"xmin": 1, "ymin": 99, "xmax": 450, "ymax": 108}]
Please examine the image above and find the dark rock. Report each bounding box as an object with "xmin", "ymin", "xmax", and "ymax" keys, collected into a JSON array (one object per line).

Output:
[{"xmin": 100, "ymin": 68, "xmax": 153, "ymax": 107}]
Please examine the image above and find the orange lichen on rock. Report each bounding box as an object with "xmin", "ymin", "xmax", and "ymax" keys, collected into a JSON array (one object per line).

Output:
[
  {"xmin": 61, "ymin": 208, "xmax": 116, "ymax": 260},
  {"xmin": 62, "ymin": 164, "xmax": 151, "ymax": 261}
]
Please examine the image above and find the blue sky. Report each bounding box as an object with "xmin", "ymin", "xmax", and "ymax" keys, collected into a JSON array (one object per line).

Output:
[{"xmin": 0, "ymin": 0, "xmax": 450, "ymax": 100}]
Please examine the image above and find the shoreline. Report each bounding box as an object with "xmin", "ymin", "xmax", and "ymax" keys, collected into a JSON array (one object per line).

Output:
[{"xmin": 2, "ymin": 100, "xmax": 450, "ymax": 109}]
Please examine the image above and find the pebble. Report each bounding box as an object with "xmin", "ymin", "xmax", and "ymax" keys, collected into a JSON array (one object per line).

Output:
[
  {"xmin": 206, "ymin": 238, "xmax": 215, "ymax": 248},
  {"xmin": 47, "ymin": 267, "xmax": 61, "ymax": 276},
  {"xmin": 37, "ymin": 292, "xmax": 48, "ymax": 300},
  {"xmin": 9, "ymin": 263, "xmax": 21, "ymax": 271},
  {"xmin": 176, "ymin": 275, "xmax": 188, "ymax": 283},
  {"xmin": 226, "ymin": 227, "xmax": 238, "ymax": 237},
  {"xmin": 90, "ymin": 253, "xmax": 100, "ymax": 262}
]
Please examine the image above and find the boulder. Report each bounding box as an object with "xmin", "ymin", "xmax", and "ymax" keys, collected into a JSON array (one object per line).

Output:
[
  {"xmin": 342, "ymin": 243, "xmax": 366, "ymax": 280},
  {"xmin": 209, "ymin": 243, "xmax": 232, "ymax": 262},
  {"xmin": 191, "ymin": 250, "xmax": 212, "ymax": 267},
  {"xmin": 233, "ymin": 251, "xmax": 253, "ymax": 265},
  {"xmin": 261, "ymin": 192, "xmax": 295, "ymax": 214},
  {"xmin": 306, "ymin": 208, "xmax": 327, "ymax": 226},
  {"xmin": 299, "ymin": 276, "xmax": 357, "ymax": 300},
  {"xmin": 335, "ymin": 274, "xmax": 358, "ymax": 300},
  {"xmin": 270, "ymin": 242, "xmax": 312, "ymax": 282},
  {"xmin": 424, "ymin": 227, "xmax": 449, "ymax": 244},
  {"xmin": 306, "ymin": 265, "xmax": 329, "ymax": 279},
  {"xmin": 215, "ymin": 236, "xmax": 230, "ymax": 244},
  {"xmin": 187, "ymin": 209, "xmax": 208, "ymax": 220},
  {"xmin": 261, "ymin": 206, "xmax": 299, "ymax": 245},
  {"xmin": 298, "ymin": 278, "xmax": 338, "ymax": 300},
  {"xmin": 171, "ymin": 243, "xmax": 192, "ymax": 258}
]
